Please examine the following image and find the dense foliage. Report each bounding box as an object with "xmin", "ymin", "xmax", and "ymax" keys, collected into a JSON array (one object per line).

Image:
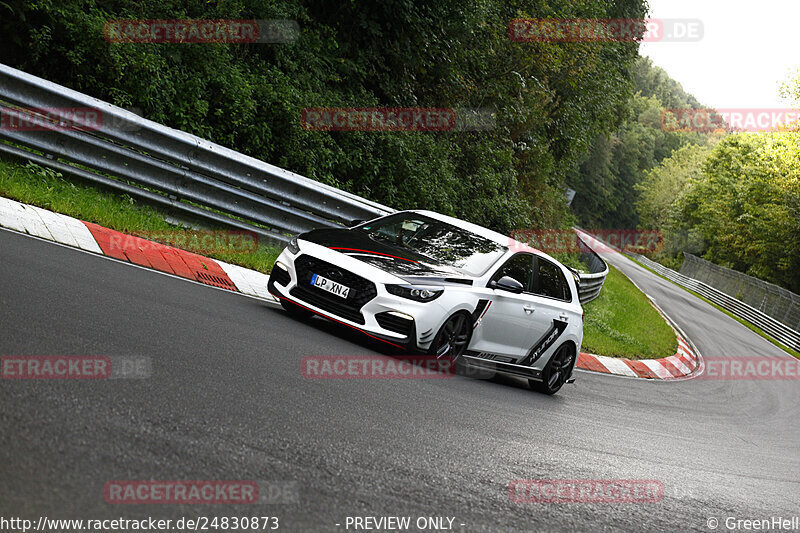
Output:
[
  {"xmin": 0, "ymin": 0, "xmax": 647, "ymax": 235},
  {"xmin": 568, "ymin": 57, "xmax": 711, "ymax": 229},
  {"xmin": 570, "ymin": 57, "xmax": 799, "ymax": 294},
  {"xmin": 635, "ymin": 68, "xmax": 800, "ymax": 292},
  {"xmin": 637, "ymin": 133, "xmax": 800, "ymax": 292}
]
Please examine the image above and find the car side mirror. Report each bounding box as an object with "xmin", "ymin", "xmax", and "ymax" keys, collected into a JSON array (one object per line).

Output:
[
  {"xmin": 491, "ymin": 276, "xmax": 524, "ymax": 294},
  {"xmin": 349, "ymin": 218, "xmax": 366, "ymax": 228}
]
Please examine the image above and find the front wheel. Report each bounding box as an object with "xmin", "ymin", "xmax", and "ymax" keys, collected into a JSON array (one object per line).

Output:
[
  {"xmin": 530, "ymin": 343, "xmax": 574, "ymax": 395},
  {"xmin": 427, "ymin": 312, "xmax": 472, "ymax": 361}
]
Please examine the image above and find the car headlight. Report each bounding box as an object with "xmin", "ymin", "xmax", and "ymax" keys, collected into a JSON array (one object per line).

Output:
[
  {"xmin": 385, "ymin": 284, "xmax": 444, "ymax": 302},
  {"xmin": 286, "ymin": 236, "xmax": 300, "ymax": 255}
]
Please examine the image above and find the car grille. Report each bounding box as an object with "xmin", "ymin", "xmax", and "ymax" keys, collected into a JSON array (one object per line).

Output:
[
  {"xmin": 375, "ymin": 312, "xmax": 414, "ymax": 336},
  {"xmin": 289, "ymin": 254, "xmax": 377, "ymax": 325}
]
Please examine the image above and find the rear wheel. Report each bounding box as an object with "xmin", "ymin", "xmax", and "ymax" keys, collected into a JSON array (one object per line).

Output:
[
  {"xmin": 280, "ymin": 299, "xmax": 313, "ymax": 320},
  {"xmin": 427, "ymin": 312, "xmax": 472, "ymax": 361},
  {"xmin": 530, "ymin": 344, "xmax": 574, "ymax": 395}
]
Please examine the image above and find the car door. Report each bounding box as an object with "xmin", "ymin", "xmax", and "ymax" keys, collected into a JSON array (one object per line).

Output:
[
  {"xmin": 515, "ymin": 256, "xmax": 576, "ymax": 366},
  {"xmin": 471, "ymin": 253, "xmax": 542, "ymax": 358}
]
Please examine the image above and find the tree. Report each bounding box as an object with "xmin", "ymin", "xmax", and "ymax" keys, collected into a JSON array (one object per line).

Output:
[
  {"xmin": 569, "ymin": 56, "xmax": 711, "ymax": 229},
  {"xmin": 0, "ymin": 0, "xmax": 648, "ymax": 235},
  {"xmin": 677, "ymin": 133, "xmax": 800, "ymax": 292}
]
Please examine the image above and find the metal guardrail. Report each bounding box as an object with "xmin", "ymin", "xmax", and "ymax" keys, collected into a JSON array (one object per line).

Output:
[
  {"xmin": 681, "ymin": 253, "xmax": 800, "ymax": 332},
  {"xmin": 628, "ymin": 252, "xmax": 800, "ymax": 352},
  {"xmin": 575, "ymin": 231, "xmax": 609, "ymax": 304},
  {"xmin": 0, "ymin": 63, "xmax": 608, "ymax": 302},
  {"xmin": 0, "ymin": 63, "xmax": 393, "ymax": 246},
  {"xmin": 576, "ymin": 269, "xmax": 607, "ymax": 305}
]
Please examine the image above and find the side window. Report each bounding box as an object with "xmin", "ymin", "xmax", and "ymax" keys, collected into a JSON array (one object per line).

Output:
[
  {"xmin": 534, "ymin": 258, "xmax": 571, "ymax": 301},
  {"xmin": 491, "ymin": 254, "xmax": 533, "ymax": 292}
]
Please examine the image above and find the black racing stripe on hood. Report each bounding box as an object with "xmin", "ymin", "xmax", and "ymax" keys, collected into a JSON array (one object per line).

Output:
[{"xmin": 299, "ymin": 227, "xmax": 469, "ymax": 278}]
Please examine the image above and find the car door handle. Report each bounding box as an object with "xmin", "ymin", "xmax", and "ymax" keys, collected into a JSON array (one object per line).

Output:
[
  {"xmin": 523, "ymin": 305, "xmax": 535, "ymax": 314},
  {"xmin": 559, "ymin": 313, "xmax": 569, "ymax": 321}
]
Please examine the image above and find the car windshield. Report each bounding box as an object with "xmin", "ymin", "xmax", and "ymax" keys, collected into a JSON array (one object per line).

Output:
[{"xmin": 357, "ymin": 213, "xmax": 506, "ymax": 276}]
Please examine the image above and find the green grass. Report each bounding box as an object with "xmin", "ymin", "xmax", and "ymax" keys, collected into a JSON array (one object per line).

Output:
[
  {"xmin": 581, "ymin": 264, "xmax": 678, "ymax": 359},
  {"xmin": 627, "ymin": 256, "xmax": 800, "ymax": 360},
  {"xmin": 0, "ymin": 157, "xmax": 280, "ymax": 273}
]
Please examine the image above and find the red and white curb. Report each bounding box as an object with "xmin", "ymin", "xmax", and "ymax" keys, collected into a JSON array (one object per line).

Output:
[
  {"xmin": 576, "ymin": 297, "xmax": 701, "ymax": 380},
  {"xmin": 1, "ymin": 196, "xmax": 702, "ymax": 379},
  {"xmin": 0, "ymin": 196, "xmax": 277, "ymax": 303},
  {"xmin": 572, "ymin": 227, "xmax": 702, "ymax": 379}
]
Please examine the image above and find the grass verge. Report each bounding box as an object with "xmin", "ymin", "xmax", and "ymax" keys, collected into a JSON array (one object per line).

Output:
[
  {"xmin": 0, "ymin": 157, "xmax": 280, "ymax": 273},
  {"xmin": 581, "ymin": 264, "xmax": 677, "ymax": 359},
  {"xmin": 627, "ymin": 256, "xmax": 800, "ymax": 360}
]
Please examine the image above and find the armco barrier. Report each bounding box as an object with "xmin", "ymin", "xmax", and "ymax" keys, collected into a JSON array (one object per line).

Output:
[
  {"xmin": 576, "ymin": 269, "xmax": 607, "ymax": 304},
  {"xmin": 574, "ymin": 230, "xmax": 608, "ymax": 304},
  {"xmin": 681, "ymin": 253, "xmax": 800, "ymax": 332},
  {"xmin": 628, "ymin": 252, "xmax": 800, "ymax": 352},
  {"xmin": 0, "ymin": 63, "xmax": 606, "ymax": 300},
  {"xmin": 0, "ymin": 64, "xmax": 392, "ymax": 246}
]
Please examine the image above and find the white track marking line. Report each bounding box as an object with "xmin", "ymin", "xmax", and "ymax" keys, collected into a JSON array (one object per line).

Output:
[
  {"xmin": 216, "ymin": 261, "xmax": 275, "ymax": 301},
  {"xmin": 641, "ymin": 359, "xmax": 674, "ymax": 379},
  {"xmin": 0, "ymin": 197, "xmax": 108, "ymax": 254},
  {"xmin": 239, "ymin": 269, "xmax": 275, "ymax": 300},
  {"xmin": 595, "ymin": 355, "xmax": 637, "ymax": 377},
  {"xmin": 8, "ymin": 202, "xmax": 55, "ymax": 240},
  {"xmin": 216, "ymin": 260, "xmax": 258, "ymax": 296},
  {"xmin": 26, "ymin": 205, "xmax": 81, "ymax": 249},
  {"xmin": 59, "ymin": 214, "xmax": 103, "ymax": 254},
  {"xmin": 0, "ymin": 196, "xmax": 28, "ymax": 233},
  {"xmin": 19, "ymin": 204, "xmax": 55, "ymax": 241},
  {"xmin": 0, "ymin": 198, "xmax": 53, "ymax": 241},
  {"xmin": 665, "ymin": 355, "xmax": 691, "ymax": 375}
]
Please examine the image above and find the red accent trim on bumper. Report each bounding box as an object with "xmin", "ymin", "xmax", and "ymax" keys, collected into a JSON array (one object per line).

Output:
[{"xmin": 269, "ymin": 291, "xmax": 406, "ymax": 350}]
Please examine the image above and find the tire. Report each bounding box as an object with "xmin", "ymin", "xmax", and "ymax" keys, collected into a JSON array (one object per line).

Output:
[
  {"xmin": 426, "ymin": 312, "xmax": 472, "ymax": 361},
  {"xmin": 530, "ymin": 343, "xmax": 575, "ymax": 395},
  {"xmin": 280, "ymin": 299, "xmax": 314, "ymax": 320}
]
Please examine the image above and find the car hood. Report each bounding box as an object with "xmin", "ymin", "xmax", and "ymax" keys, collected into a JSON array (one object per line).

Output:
[{"xmin": 298, "ymin": 228, "xmax": 473, "ymax": 284}]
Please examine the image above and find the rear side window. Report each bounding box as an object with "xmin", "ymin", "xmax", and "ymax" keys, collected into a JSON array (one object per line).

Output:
[
  {"xmin": 533, "ymin": 258, "xmax": 571, "ymax": 301},
  {"xmin": 491, "ymin": 253, "xmax": 534, "ymax": 292}
]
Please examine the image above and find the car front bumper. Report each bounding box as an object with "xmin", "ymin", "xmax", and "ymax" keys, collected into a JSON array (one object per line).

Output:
[{"xmin": 267, "ymin": 249, "xmax": 449, "ymax": 352}]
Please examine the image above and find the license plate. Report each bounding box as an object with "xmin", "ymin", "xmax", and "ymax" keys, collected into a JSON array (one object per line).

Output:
[{"xmin": 310, "ymin": 273, "xmax": 351, "ymax": 299}]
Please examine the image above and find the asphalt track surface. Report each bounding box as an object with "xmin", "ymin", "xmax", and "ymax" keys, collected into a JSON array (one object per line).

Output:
[{"xmin": 1, "ymin": 227, "xmax": 798, "ymax": 532}]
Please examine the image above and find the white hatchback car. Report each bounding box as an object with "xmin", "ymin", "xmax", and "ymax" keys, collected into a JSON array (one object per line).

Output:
[{"xmin": 268, "ymin": 210, "xmax": 583, "ymax": 394}]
